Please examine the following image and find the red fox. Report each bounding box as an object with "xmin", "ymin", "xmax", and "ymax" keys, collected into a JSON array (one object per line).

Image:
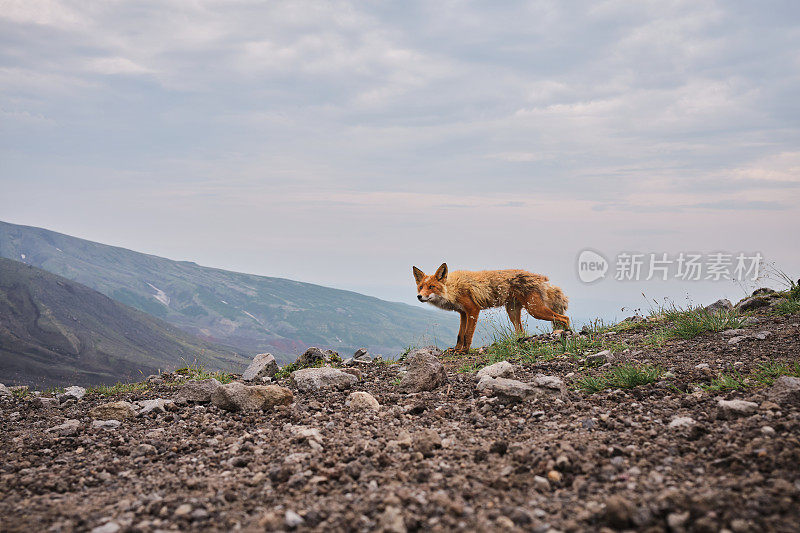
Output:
[{"xmin": 413, "ymin": 263, "xmax": 570, "ymax": 353}]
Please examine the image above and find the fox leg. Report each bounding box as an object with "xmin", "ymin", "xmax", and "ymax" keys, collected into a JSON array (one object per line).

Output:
[
  {"xmin": 455, "ymin": 311, "xmax": 467, "ymax": 351},
  {"xmin": 524, "ymin": 292, "xmax": 571, "ymax": 330},
  {"xmin": 505, "ymin": 300, "xmax": 523, "ymax": 334},
  {"xmin": 461, "ymin": 302, "xmax": 481, "ymax": 353}
]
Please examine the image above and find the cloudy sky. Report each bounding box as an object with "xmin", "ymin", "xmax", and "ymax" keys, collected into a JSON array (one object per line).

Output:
[{"xmin": 1, "ymin": 1, "xmax": 799, "ymax": 330}]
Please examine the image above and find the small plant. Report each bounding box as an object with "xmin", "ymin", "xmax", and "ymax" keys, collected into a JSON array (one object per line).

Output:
[
  {"xmin": 88, "ymin": 381, "xmax": 149, "ymax": 396},
  {"xmin": 11, "ymin": 388, "xmax": 30, "ymax": 399},
  {"xmin": 174, "ymin": 363, "xmax": 235, "ymax": 384},
  {"xmin": 575, "ymin": 363, "xmax": 663, "ymax": 393},
  {"xmin": 391, "ymin": 376, "xmax": 403, "ymax": 386},
  {"xmin": 703, "ymin": 370, "xmax": 747, "ymax": 392},
  {"xmin": 669, "ymin": 308, "xmax": 745, "ymax": 339}
]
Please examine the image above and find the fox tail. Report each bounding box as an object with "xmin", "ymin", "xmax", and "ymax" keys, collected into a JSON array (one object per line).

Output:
[{"xmin": 545, "ymin": 284, "xmax": 569, "ymax": 315}]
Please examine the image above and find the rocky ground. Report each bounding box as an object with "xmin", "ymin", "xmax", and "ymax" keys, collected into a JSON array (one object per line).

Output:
[{"xmin": 1, "ymin": 300, "xmax": 799, "ymax": 533}]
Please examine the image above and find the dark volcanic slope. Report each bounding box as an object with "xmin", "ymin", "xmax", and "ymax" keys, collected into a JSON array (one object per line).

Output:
[
  {"xmin": 0, "ymin": 258, "xmax": 248, "ymax": 387},
  {"xmin": 0, "ymin": 221, "xmax": 457, "ymax": 363}
]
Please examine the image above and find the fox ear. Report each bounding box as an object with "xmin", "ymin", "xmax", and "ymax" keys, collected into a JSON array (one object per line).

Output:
[
  {"xmin": 412, "ymin": 266, "xmax": 425, "ymax": 283},
  {"xmin": 435, "ymin": 262, "xmax": 448, "ymax": 281}
]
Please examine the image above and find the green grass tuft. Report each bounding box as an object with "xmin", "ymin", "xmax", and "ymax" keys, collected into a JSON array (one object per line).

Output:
[
  {"xmin": 174, "ymin": 363, "xmax": 235, "ymax": 384},
  {"xmin": 575, "ymin": 363, "xmax": 663, "ymax": 394},
  {"xmin": 88, "ymin": 381, "xmax": 150, "ymax": 396}
]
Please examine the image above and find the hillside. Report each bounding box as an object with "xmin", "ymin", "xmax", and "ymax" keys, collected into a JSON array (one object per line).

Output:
[
  {"xmin": 0, "ymin": 221, "xmax": 458, "ymax": 362},
  {"xmin": 0, "ymin": 258, "xmax": 248, "ymax": 387},
  {"xmin": 0, "ymin": 292, "xmax": 798, "ymax": 531}
]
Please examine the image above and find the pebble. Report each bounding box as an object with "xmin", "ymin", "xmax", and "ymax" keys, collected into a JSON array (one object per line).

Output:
[{"xmin": 285, "ymin": 510, "xmax": 304, "ymax": 528}]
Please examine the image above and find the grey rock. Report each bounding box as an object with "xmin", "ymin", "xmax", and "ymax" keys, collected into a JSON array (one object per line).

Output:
[
  {"xmin": 736, "ymin": 294, "xmax": 777, "ymax": 311},
  {"xmin": 211, "ymin": 382, "xmax": 294, "ymax": 411},
  {"xmin": 242, "ymin": 353, "xmax": 278, "ymax": 381},
  {"xmin": 717, "ymin": 399, "xmax": 758, "ymax": 419},
  {"xmin": 0, "ymin": 383, "xmax": 11, "ymax": 397},
  {"xmin": 727, "ymin": 336, "xmax": 747, "ymax": 345},
  {"xmin": 477, "ymin": 376, "xmax": 563, "ymax": 402},
  {"xmin": 668, "ymin": 416, "xmax": 696, "ymax": 429},
  {"xmin": 767, "ymin": 376, "xmax": 800, "ymax": 406},
  {"xmin": 89, "ymin": 401, "xmax": 137, "ymax": 420},
  {"xmin": 378, "ymin": 506, "xmax": 406, "ymax": 533},
  {"xmin": 753, "ymin": 330, "xmax": 772, "ymax": 340},
  {"xmin": 92, "ymin": 420, "xmax": 121, "ymax": 430},
  {"xmin": 291, "ymin": 367, "xmax": 357, "ymax": 392},
  {"xmin": 130, "ymin": 443, "xmax": 157, "ymax": 457},
  {"xmin": 32, "ymin": 396, "xmax": 59, "ymax": 409},
  {"xmin": 175, "ymin": 378, "xmax": 221, "ymax": 403},
  {"xmin": 295, "ymin": 347, "xmax": 340, "ymax": 368},
  {"xmin": 137, "ymin": 398, "xmax": 174, "ymax": 415},
  {"xmin": 90, "ymin": 522, "xmax": 121, "ymax": 533},
  {"xmin": 587, "ymin": 349, "xmax": 613, "ymax": 365},
  {"xmin": 533, "ymin": 475, "xmax": 551, "ymax": 492},
  {"xmin": 47, "ymin": 419, "xmax": 81, "ymax": 437},
  {"xmin": 399, "ymin": 348, "xmax": 448, "ymax": 392},
  {"xmin": 412, "ymin": 428, "xmax": 442, "ymax": 457},
  {"xmin": 476, "ymin": 361, "xmax": 516, "ymax": 380},
  {"xmin": 532, "ymin": 374, "xmax": 566, "ymax": 393},
  {"xmin": 285, "ymin": 510, "xmax": 304, "ymax": 529},
  {"xmin": 705, "ymin": 299, "xmax": 733, "ymax": 313},
  {"xmin": 63, "ymin": 386, "xmax": 86, "ymax": 400},
  {"xmin": 346, "ymin": 391, "xmax": 380, "ymax": 411}
]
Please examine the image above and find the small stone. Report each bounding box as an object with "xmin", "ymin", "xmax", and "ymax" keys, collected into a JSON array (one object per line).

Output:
[
  {"xmin": 603, "ymin": 495, "xmax": 634, "ymax": 528},
  {"xmin": 476, "ymin": 361, "xmax": 516, "ymax": 380},
  {"xmin": 175, "ymin": 378, "xmax": 221, "ymax": 403},
  {"xmin": 533, "ymin": 475, "xmax": 551, "ymax": 492},
  {"xmin": 547, "ymin": 470, "xmax": 562, "ymax": 483},
  {"xmin": 587, "ymin": 350, "xmax": 613, "ymax": 365},
  {"xmin": 717, "ymin": 399, "xmax": 758, "ymax": 419},
  {"xmin": 705, "ymin": 299, "xmax": 733, "ymax": 313},
  {"xmin": 89, "ymin": 401, "xmax": 137, "ymax": 420},
  {"xmin": 285, "ymin": 510, "xmax": 304, "ymax": 529},
  {"xmin": 47, "ymin": 419, "xmax": 81, "ymax": 437},
  {"xmin": 130, "ymin": 444, "xmax": 157, "ymax": 457},
  {"xmin": 242, "ymin": 353, "xmax": 278, "ymax": 381},
  {"xmin": 340, "ymin": 367, "xmax": 363, "ymax": 380},
  {"xmin": 761, "ymin": 426, "xmax": 776, "ymax": 436},
  {"xmin": 291, "ymin": 367, "xmax": 357, "ymax": 391},
  {"xmin": 0, "ymin": 383, "xmax": 11, "ymax": 397},
  {"xmin": 90, "ymin": 522, "xmax": 120, "ymax": 533},
  {"xmin": 412, "ymin": 429, "xmax": 442, "ymax": 457},
  {"xmin": 727, "ymin": 336, "xmax": 747, "ymax": 345},
  {"xmin": 669, "ymin": 416, "xmax": 696, "ymax": 429},
  {"xmin": 346, "ymin": 391, "xmax": 380, "ymax": 411},
  {"xmin": 92, "ymin": 420, "xmax": 121, "ymax": 430},
  {"xmin": 399, "ymin": 348, "xmax": 448, "ymax": 392},
  {"xmin": 695, "ymin": 363, "xmax": 710, "ymax": 370},
  {"xmin": 211, "ymin": 382, "xmax": 293, "ymax": 411},
  {"xmin": 174, "ymin": 504, "xmax": 192, "ymax": 517},
  {"xmin": 767, "ymin": 376, "xmax": 800, "ymax": 406},
  {"xmin": 137, "ymin": 398, "xmax": 174, "ymax": 415},
  {"xmin": 378, "ymin": 506, "xmax": 406, "ymax": 533},
  {"xmin": 753, "ymin": 330, "xmax": 772, "ymax": 340},
  {"xmin": 63, "ymin": 386, "xmax": 86, "ymax": 400},
  {"xmin": 667, "ymin": 511, "xmax": 690, "ymax": 530}
]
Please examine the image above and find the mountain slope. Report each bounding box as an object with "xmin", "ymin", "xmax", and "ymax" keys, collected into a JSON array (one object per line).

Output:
[
  {"xmin": 0, "ymin": 258, "xmax": 249, "ymax": 387},
  {"xmin": 0, "ymin": 221, "xmax": 457, "ymax": 362}
]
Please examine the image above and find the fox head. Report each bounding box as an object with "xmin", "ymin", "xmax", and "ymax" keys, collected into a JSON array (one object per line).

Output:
[{"xmin": 412, "ymin": 263, "xmax": 448, "ymax": 303}]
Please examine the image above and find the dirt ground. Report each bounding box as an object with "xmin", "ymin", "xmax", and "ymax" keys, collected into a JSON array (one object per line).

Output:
[{"xmin": 1, "ymin": 309, "xmax": 799, "ymax": 532}]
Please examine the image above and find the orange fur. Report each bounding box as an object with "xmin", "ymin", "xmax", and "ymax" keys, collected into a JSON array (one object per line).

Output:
[{"xmin": 413, "ymin": 263, "xmax": 570, "ymax": 353}]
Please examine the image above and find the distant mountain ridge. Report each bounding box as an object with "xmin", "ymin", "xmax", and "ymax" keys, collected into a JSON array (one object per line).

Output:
[
  {"xmin": 0, "ymin": 221, "xmax": 456, "ymax": 363},
  {"xmin": 0, "ymin": 257, "xmax": 248, "ymax": 387}
]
